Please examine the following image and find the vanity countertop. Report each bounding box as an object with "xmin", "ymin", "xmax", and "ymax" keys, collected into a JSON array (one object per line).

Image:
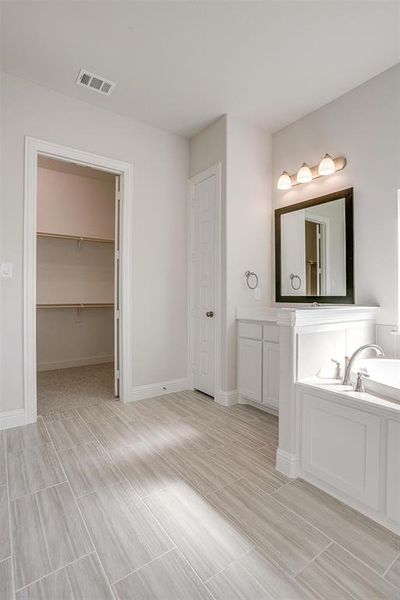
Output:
[
  {"xmin": 297, "ymin": 376, "xmax": 400, "ymax": 415},
  {"xmin": 236, "ymin": 308, "xmax": 278, "ymax": 323}
]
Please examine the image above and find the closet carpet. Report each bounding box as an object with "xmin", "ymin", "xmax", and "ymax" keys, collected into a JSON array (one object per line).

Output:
[
  {"xmin": 37, "ymin": 363, "xmax": 114, "ymax": 416},
  {"xmin": 1, "ymin": 390, "xmax": 400, "ymax": 599}
]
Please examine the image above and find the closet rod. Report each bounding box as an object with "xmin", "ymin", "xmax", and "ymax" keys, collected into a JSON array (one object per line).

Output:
[
  {"xmin": 37, "ymin": 303, "xmax": 114, "ymax": 309},
  {"xmin": 37, "ymin": 232, "xmax": 114, "ymax": 244}
]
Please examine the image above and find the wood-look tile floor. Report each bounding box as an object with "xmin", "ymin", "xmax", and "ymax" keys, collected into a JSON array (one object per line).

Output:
[{"xmin": 1, "ymin": 389, "xmax": 400, "ymax": 599}]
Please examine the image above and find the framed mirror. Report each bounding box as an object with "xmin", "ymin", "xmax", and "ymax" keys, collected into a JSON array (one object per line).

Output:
[{"xmin": 275, "ymin": 188, "xmax": 354, "ymax": 303}]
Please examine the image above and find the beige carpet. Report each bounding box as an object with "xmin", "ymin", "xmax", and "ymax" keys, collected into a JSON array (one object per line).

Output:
[{"xmin": 37, "ymin": 362, "xmax": 115, "ymax": 416}]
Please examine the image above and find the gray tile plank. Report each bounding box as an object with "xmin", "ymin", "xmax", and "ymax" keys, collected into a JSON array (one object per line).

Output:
[
  {"xmin": 0, "ymin": 558, "xmax": 13, "ymax": 600},
  {"xmin": 0, "ymin": 433, "xmax": 6, "ymax": 487},
  {"xmin": 296, "ymin": 543, "xmax": 400, "ymax": 600},
  {"xmin": 7, "ymin": 443, "xmax": 65, "ymax": 500},
  {"xmin": 114, "ymin": 549, "xmax": 212, "ymax": 600},
  {"xmin": 79, "ymin": 482, "xmax": 173, "ymax": 583},
  {"xmin": 273, "ymin": 480, "xmax": 400, "ymax": 575},
  {"xmin": 208, "ymin": 478, "xmax": 330, "ymax": 577},
  {"xmin": 110, "ymin": 441, "xmax": 181, "ymax": 498},
  {"xmin": 84, "ymin": 416, "xmax": 140, "ymax": 450},
  {"xmin": 46, "ymin": 417, "xmax": 95, "ymax": 451},
  {"xmin": 16, "ymin": 554, "xmax": 113, "ymax": 600},
  {"xmin": 5, "ymin": 421, "xmax": 49, "ymax": 453},
  {"xmin": 207, "ymin": 548, "xmax": 310, "ymax": 600},
  {"xmin": 385, "ymin": 555, "xmax": 400, "ymax": 590},
  {"xmin": 12, "ymin": 482, "xmax": 93, "ymax": 589},
  {"xmin": 144, "ymin": 482, "xmax": 253, "ymax": 582},
  {"xmin": 0, "ymin": 486, "xmax": 10, "ymax": 562},
  {"xmin": 256, "ymin": 443, "xmax": 278, "ymax": 467},
  {"xmin": 206, "ymin": 443, "xmax": 287, "ymax": 495},
  {"xmin": 59, "ymin": 442, "xmax": 122, "ymax": 498},
  {"xmin": 162, "ymin": 446, "xmax": 240, "ymax": 496}
]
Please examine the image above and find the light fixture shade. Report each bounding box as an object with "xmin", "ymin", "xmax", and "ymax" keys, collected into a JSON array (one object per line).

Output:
[
  {"xmin": 318, "ymin": 153, "xmax": 336, "ymax": 176},
  {"xmin": 277, "ymin": 171, "xmax": 292, "ymax": 190},
  {"xmin": 296, "ymin": 163, "xmax": 312, "ymax": 183}
]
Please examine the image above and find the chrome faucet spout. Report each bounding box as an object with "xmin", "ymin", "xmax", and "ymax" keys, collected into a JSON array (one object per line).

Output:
[{"xmin": 342, "ymin": 344, "xmax": 384, "ymax": 386}]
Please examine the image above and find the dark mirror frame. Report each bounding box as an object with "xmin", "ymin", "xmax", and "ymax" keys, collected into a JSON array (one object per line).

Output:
[{"xmin": 275, "ymin": 187, "xmax": 354, "ymax": 304}]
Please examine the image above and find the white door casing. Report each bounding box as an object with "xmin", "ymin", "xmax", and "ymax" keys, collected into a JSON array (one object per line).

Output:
[
  {"xmin": 24, "ymin": 137, "xmax": 133, "ymax": 424},
  {"xmin": 114, "ymin": 175, "xmax": 121, "ymax": 397},
  {"xmin": 189, "ymin": 165, "xmax": 221, "ymax": 399}
]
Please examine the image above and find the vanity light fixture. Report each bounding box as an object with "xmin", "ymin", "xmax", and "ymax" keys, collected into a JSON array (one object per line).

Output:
[
  {"xmin": 277, "ymin": 171, "xmax": 292, "ymax": 190},
  {"xmin": 318, "ymin": 153, "xmax": 336, "ymax": 176},
  {"xmin": 296, "ymin": 163, "xmax": 313, "ymax": 184},
  {"xmin": 276, "ymin": 155, "xmax": 347, "ymax": 190}
]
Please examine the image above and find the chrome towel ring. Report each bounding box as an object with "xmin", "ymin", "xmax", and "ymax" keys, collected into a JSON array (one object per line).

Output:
[
  {"xmin": 245, "ymin": 271, "xmax": 259, "ymax": 290},
  {"xmin": 290, "ymin": 273, "xmax": 301, "ymax": 291}
]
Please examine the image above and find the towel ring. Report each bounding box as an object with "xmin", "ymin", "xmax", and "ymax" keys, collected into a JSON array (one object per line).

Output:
[
  {"xmin": 290, "ymin": 273, "xmax": 301, "ymax": 291},
  {"xmin": 245, "ymin": 271, "xmax": 259, "ymax": 290}
]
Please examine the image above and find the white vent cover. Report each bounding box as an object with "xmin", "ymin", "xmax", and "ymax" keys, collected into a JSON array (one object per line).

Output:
[{"xmin": 76, "ymin": 69, "xmax": 116, "ymax": 96}]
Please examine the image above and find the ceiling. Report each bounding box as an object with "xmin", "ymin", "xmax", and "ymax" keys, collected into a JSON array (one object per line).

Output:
[
  {"xmin": 38, "ymin": 156, "xmax": 115, "ymax": 182},
  {"xmin": 1, "ymin": 1, "xmax": 399, "ymax": 137}
]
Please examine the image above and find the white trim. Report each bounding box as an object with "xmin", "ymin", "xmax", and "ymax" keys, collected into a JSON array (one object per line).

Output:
[
  {"xmin": 127, "ymin": 378, "xmax": 190, "ymax": 402},
  {"xmin": 0, "ymin": 409, "xmax": 26, "ymax": 431},
  {"xmin": 37, "ymin": 355, "xmax": 113, "ymax": 372},
  {"xmin": 216, "ymin": 390, "xmax": 238, "ymax": 406},
  {"xmin": 188, "ymin": 164, "xmax": 222, "ymax": 403},
  {"xmin": 24, "ymin": 136, "xmax": 134, "ymax": 425},
  {"xmin": 276, "ymin": 447, "xmax": 299, "ymax": 478}
]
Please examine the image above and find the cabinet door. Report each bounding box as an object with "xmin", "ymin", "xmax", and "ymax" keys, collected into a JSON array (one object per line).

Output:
[
  {"xmin": 238, "ymin": 338, "xmax": 262, "ymax": 403},
  {"xmin": 263, "ymin": 342, "xmax": 279, "ymax": 409},
  {"xmin": 387, "ymin": 419, "xmax": 400, "ymax": 524}
]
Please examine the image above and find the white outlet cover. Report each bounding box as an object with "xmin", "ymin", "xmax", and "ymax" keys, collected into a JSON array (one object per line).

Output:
[{"xmin": 0, "ymin": 263, "xmax": 12, "ymax": 278}]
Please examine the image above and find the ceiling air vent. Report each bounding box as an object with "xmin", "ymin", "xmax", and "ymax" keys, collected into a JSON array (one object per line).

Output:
[{"xmin": 76, "ymin": 69, "xmax": 116, "ymax": 96}]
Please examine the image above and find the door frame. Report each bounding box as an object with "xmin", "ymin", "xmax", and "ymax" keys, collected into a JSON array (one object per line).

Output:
[
  {"xmin": 24, "ymin": 136, "xmax": 134, "ymax": 423},
  {"xmin": 188, "ymin": 164, "xmax": 222, "ymax": 403}
]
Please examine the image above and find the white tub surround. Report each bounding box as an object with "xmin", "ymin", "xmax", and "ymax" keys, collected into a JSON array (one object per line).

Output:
[
  {"xmin": 276, "ymin": 306, "xmax": 379, "ymax": 478},
  {"xmin": 296, "ymin": 377, "xmax": 400, "ymax": 534},
  {"xmin": 357, "ymin": 358, "xmax": 400, "ymax": 403}
]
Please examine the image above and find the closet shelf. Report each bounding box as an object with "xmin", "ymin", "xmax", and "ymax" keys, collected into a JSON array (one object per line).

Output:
[
  {"xmin": 37, "ymin": 232, "xmax": 114, "ymax": 244},
  {"xmin": 37, "ymin": 303, "xmax": 114, "ymax": 309}
]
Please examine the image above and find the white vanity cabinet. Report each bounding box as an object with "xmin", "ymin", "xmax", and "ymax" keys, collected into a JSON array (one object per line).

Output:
[{"xmin": 237, "ymin": 320, "xmax": 279, "ymax": 411}]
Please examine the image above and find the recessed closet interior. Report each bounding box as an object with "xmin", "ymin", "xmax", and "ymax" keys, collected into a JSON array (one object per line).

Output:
[{"xmin": 36, "ymin": 156, "xmax": 118, "ymax": 415}]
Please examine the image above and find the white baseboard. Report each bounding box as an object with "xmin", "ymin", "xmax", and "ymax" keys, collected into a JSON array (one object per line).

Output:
[
  {"xmin": 125, "ymin": 377, "xmax": 190, "ymax": 403},
  {"xmin": 0, "ymin": 408, "xmax": 26, "ymax": 430},
  {"xmin": 276, "ymin": 448, "xmax": 299, "ymax": 478},
  {"xmin": 37, "ymin": 355, "xmax": 113, "ymax": 372},
  {"xmin": 215, "ymin": 390, "xmax": 238, "ymax": 406}
]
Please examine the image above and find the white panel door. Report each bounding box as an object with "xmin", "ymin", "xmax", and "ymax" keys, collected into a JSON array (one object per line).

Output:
[
  {"xmin": 191, "ymin": 172, "xmax": 216, "ymax": 396},
  {"xmin": 238, "ymin": 338, "xmax": 262, "ymax": 403},
  {"xmin": 114, "ymin": 176, "xmax": 121, "ymax": 397},
  {"xmin": 262, "ymin": 341, "xmax": 279, "ymax": 409}
]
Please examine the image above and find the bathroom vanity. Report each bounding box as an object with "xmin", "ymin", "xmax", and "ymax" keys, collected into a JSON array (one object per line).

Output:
[{"xmin": 237, "ymin": 309, "xmax": 279, "ymax": 412}]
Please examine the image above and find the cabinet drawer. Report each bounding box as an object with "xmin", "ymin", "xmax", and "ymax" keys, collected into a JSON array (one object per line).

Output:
[
  {"xmin": 238, "ymin": 321, "xmax": 262, "ymax": 340},
  {"xmin": 263, "ymin": 324, "xmax": 279, "ymax": 343}
]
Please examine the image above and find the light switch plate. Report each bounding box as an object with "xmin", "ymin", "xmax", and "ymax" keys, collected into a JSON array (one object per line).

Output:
[{"xmin": 0, "ymin": 263, "xmax": 13, "ymax": 278}]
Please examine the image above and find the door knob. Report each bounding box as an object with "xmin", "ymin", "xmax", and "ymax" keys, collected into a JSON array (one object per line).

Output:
[{"xmin": 206, "ymin": 311, "xmax": 214, "ymax": 318}]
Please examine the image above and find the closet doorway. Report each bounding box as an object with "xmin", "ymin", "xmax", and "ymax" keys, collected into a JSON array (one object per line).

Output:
[
  {"xmin": 36, "ymin": 157, "xmax": 120, "ymax": 415},
  {"xmin": 24, "ymin": 137, "xmax": 133, "ymax": 424}
]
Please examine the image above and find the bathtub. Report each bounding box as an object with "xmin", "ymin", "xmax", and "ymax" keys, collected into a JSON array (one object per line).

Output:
[{"xmin": 357, "ymin": 358, "xmax": 400, "ymax": 403}]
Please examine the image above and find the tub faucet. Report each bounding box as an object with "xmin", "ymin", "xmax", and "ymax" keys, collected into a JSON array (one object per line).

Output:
[{"xmin": 343, "ymin": 344, "xmax": 384, "ymax": 386}]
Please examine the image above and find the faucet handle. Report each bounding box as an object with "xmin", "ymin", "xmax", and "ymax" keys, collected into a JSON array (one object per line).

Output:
[
  {"xmin": 355, "ymin": 368, "xmax": 370, "ymax": 392},
  {"xmin": 331, "ymin": 358, "xmax": 341, "ymax": 380}
]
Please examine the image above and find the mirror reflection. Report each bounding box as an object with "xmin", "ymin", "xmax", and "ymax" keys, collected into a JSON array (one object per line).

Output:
[{"xmin": 275, "ymin": 189, "xmax": 353, "ymax": 303}]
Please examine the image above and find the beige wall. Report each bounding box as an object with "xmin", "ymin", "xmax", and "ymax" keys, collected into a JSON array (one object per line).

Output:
[
  {"xmin": 272, "ymin": 64, "xmax": 400, "ymax": 325},
  {"xmin": 0, "ymin": 71, "xmax": 189, "ymax": 413}
]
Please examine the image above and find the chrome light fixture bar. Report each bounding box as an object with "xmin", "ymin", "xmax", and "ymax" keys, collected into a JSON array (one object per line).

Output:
[{"xmin": 277, "ymin": 155, "xmax": 346, "ymax": 190}]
